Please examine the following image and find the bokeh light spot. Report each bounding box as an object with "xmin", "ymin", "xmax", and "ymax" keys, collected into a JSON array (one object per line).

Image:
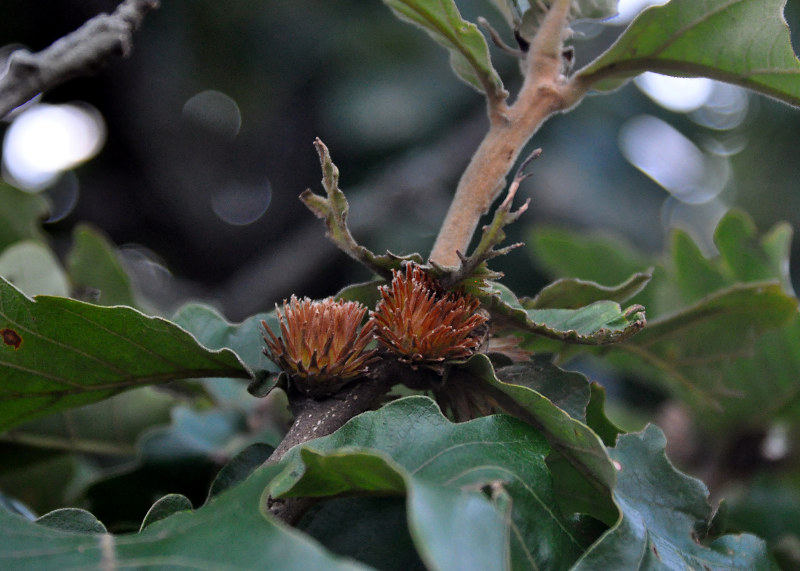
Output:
[
  {"xmin": 211, "ymin": 181, "xmax": 272, "ymax": 226},
  {"xmin": 635, "ymin": 73, "xmax": 714, "ymax": 113},
  {"xmin": 689, "ymin": 82, "xmax": 749, "ymax": 131},
  {"xmin": 2, "ymin": 103, "xmax": 106, "ymax": 191},
  {"xmin": 611, "ymin": 0, "xmax": 669, "ymax": 23},
  {"xmin": 43, "ymin": 171, "xmax": 80, "ymax": 223},
  {"xmin": 182, "ymin": 90, "xmax": 242, "ymax": 140},
  {"xmin": 619, "ymin": 115, "xmax": 728, "ymax": 204}
]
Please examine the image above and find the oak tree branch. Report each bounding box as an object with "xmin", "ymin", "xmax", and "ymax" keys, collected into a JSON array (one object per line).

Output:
[{"xmin": 0, "ymin": 0, "xmax": 159, "ymax": 118}]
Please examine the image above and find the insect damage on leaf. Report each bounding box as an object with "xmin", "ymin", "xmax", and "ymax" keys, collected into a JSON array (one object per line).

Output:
[{"xmin": 1, "ymin": 328, "xmax": 22, "ymax": 350}]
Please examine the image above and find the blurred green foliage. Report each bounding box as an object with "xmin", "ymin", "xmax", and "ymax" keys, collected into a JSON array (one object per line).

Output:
[{"xmin": 1, "ymin": 0, "xmax": 800, "ymax": 568}]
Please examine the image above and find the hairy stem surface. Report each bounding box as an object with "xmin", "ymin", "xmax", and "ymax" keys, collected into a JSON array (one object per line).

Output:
[{"xmin": 430, "ymin": 0, "xmax": 587, "ymax": 266}]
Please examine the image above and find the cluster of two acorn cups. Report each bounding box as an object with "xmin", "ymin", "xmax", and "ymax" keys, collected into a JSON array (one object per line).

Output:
[{"xmin": 261, "ymin": 264, "xmax": 488, "ymax": 398}]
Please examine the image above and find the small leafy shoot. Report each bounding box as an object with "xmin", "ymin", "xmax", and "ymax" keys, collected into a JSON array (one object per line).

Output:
[
  {"xmin": 300, "ymin": 138, "xmax": 423, "ymax": 279},
  {"xmin": 431, "ymin": 148, "xmax": 539, "ymax": 294}
]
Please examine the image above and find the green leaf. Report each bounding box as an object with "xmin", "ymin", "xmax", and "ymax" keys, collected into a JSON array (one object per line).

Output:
[
  {"xmin": 576, "ymin": 0, "xmax": 800, "ymax": 107},
  {"xmin": 760, "ymin": 222, "xmax": 795, "ymax": 295},
  {"xmin": 488, "ymin": 282, "xmax": 646, "ymax": 345},
  {"xmin": 171, "ymin": 304, "xmax": 275, "ymax": 376},
  {"xmin": 335, "ymin": 279, "xmax": 385, "ymax": 309},
  {"xmin": 528, "ymin": 227, "xmax": 661, "ymax": 319},
  {"xmin": 573, "ymin": 425, "xmax": 777, "ymax": 570},
  {"xmin": 171, "ymin": 303, "xmax": 278, "ymax": 408},
  {"xmin": 529, "ymin": 227, "xmax": 650, "ymax": 287},
  {"xmin": 0, "ymin": 184, "xmax": 47, "ymax": 251},
  {"xmin": 207, "ymin": 443, "xmax": 275, "ymax": 500},
  {"xmin": 411, "ymin": 480, "xmax": 512, "ymax": 571},
  {"xmin": 66, "ymin": 224, "xmax": 137, "ymax": 307},
  {"xmin": 657, "ymin": 217, "xmax": 800, "ymax": 421},
  {"xmin": 381, "ymin": 0, "xmax": 505, "ymax": 100},
  {"xmin": 1, "ymin": 388, "xmax": 175, "ymax": 456},
  {"xmin": 715, "ymin": 210, "xmax": 794, "ymax": 290},
  {"xmin": 585, "ymin": 383, "xmax": 623, "ymax": 447},
  {"xmin": 139, "ymin": 494, "xmax": 193, "ymax": 530},
  {"xmin": 0, "ymin": 463, "xmax": 370, "ymax": 570},
  {"xmin": 726, "ymin": 477, "xmax": 800, "ymax": 546},
  {"xmin": 671, "ymin": 229, "xmax": 729, "ymax": 305},
  {"xmin": 300, "ymin": 496, "xmax": 426, "ymax": 571},
  {"xmin": 140, "ymin": 407, "xmax": 249, "ymax": 463},
  {"xmin": 274, "ymin": 449, "xmax": 407, "ymax": 497},
  {"xmin": 0, "ymin": 277, "xmax": 250, "ymax": 433},
  {"xmin": 671, "ymin": 211, "xmax": 794, "ymax": 303},
  {"xmin": 456, "ymin": 355, "xmax": 618, "ymax": 525},
  {"xmin": 530, "ymin": 210, "xmax": 794, "ymax": 316},
  {"xmin": 280, "ymin": 446, "xmax": 508, "ymax": 571},
  {"xmin": 527, "ymin": 302, "xmax": 646, "ymax": 341},
  {"xmin": 705, "ymin": 314, "xmax": 800, "ymax": 430},
  {"xmin": 275, "ymin": 396, "xmax": 588, "ymax": 570},
  {"xmin": 529, "ymin": 210, "xmax": 800, "ymax": 426},
  {"xmin": 527, "ymin": 272, "xmax": 651, "ymax": 310},
  {"xmin": 35, "ymin": 508, "xmax": 106, "ymax": 534},
  {"xmin": 614, "ymin": 282, "xmax": 797, "ymax": 407},
  {"xmin": 494, "ymin": 354, "xmax": 590, "ymax": 420},
  {"xmin": 0, "ymin": 241, "xmax": 69, "ymax": 297}
]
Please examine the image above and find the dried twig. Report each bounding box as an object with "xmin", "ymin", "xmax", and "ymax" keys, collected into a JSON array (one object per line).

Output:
[
  {"xmin": 0, "ymin": 0, "xmax": 159, "ymax": 118},
  {"xmin": 300, "ymin": 138, "xmax": 423, "ymax": 279}
]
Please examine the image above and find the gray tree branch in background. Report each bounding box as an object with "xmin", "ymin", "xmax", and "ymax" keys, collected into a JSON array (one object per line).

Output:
[{"xmin": 0, "ymin": 0, "xmax": 159, "ymax": 119}]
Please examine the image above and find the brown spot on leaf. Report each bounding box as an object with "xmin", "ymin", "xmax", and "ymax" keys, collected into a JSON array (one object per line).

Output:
[
  {"xmin": 651, "ymin": 544, "xmax": 660, "ymax": 560},
  {"xmin": 1, "ymin": 328, "xmax": 22, "ymax": 350}
]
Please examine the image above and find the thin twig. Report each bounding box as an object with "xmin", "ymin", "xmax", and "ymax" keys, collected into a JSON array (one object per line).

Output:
[
  {"xmin": 478, "ymin": 17, "xmax": 525, "ymax": 59},
  {"xmin": 217, "ymin": 112, "xmax": 485, "ymax": 320},
  {"xmin": 0, "ymin": 0, "xmax": 159, "ymax": 118},
  {"xmin": 300, "ymin": 138, "xmax": 424, "ymax": 281},
  {"xmin": 514, "ymin": 147, "xmax": 544, "ymax": 182}
]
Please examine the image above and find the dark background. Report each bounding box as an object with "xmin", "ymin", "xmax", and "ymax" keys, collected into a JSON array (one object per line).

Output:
[{"xmin": 2, "ymin": 0, "xmax": 800, "ymax": 320}]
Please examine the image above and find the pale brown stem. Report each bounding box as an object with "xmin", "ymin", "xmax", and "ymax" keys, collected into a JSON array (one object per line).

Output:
[{"xmin": 429, "ymin": 0, "xmax": 587, "ymax": 266}]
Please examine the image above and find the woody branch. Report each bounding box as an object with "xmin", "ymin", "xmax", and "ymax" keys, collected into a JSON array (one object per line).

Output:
[{"xmin": 0, "ymin": 0, "xmax": 159, "ymax": 119}]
